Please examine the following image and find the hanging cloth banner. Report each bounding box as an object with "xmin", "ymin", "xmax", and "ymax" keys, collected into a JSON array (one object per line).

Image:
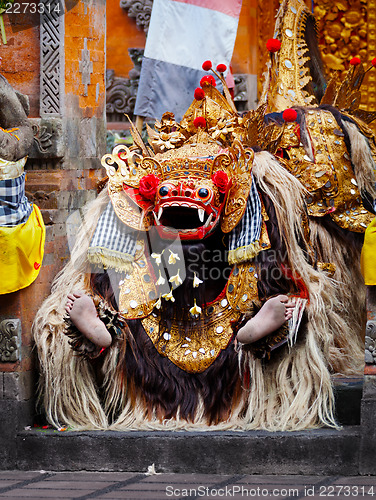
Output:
[{"xmin": 134, "ymin": 0, "xmax": 242, "ymax": 122}]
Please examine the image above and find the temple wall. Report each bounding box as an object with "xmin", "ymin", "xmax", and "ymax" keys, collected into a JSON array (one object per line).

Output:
[
  {"xmin": 0, "ymin": 13, "xmax": 40, "ymax": 116},
  {"xmin": 0, "ymin": 0, "xmax": 106, "ymax": 441}
]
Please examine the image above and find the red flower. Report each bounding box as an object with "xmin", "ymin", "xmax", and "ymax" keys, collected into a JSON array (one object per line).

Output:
[
  {"xmin": 194, "ymin": 87, "xmax": 205, "ymax": 100},
  {"xmin": 202, "ymin": 60, "xmax": 212, "ymax": 71},
  {"xmin": 266, "ymin": 38, "xmax": 281, "ymax": 52},
  {"xmin": 200, "ymin": 75, "xmax": 216, "ymax": 87},
  {"xmin": 216, "ymin": 63, "xmax": 227, "ymax": 73},
  {"xmin": 139, "ymin": 174, "xmax": 160, "ymax": 201},
  {"xmin": 212, "ymin": 170, "xmax": 229, "ymax": 193},
  {"xmin": 350, "ymin": 56, "xmax": 361, "ymax": 65},
  {"xmin": 372, "ymin": 57, "xmax": 376, "ymax": 67},
  {"xmin": 193, "ymin": 117, "xmax": 206, "ymax": 129},
  {"xmin": 282, "ymin": 108, "xmax": 298, "ymax": 122}
]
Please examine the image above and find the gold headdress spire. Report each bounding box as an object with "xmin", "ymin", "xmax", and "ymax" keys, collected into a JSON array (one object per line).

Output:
[{"xmin": 260, "ymin": 0, "xmax": 317, "ymax": 112}]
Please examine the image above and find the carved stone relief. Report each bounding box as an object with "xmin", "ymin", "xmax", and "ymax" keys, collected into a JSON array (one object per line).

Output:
[
  {"xmin": 79, "ymin": 38, "xmax": 94, "ymax": 98},
  {"xmin": 106, "ymin": 49, "xmax": 143, "ymax": 122},
  {"xmin": 365, "ymin": 321, "xmax": 376, "ymax": 364},
  {"xmin": 0, "ymin": 319, "xmax": 21, "ymax": 363},
  {"xmin": 28, "ymin": 118, "xmax": 64, "ymax": 159},
  {"xmin": 40, "ymin": 1, "xmax": 64, "ymax": 116},
  {"xmin": 120, "ymin": 0, "xmax": 153, "ymax": 33},
  {"xmin": 233, "ymin": 74, "xmax": 251, "ymax": 112}
]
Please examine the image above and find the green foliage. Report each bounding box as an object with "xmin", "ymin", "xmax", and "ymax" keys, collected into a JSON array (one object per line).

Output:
[{"xmin": 0, "ymin": 0, "xmax": 13, "ymax": 11}]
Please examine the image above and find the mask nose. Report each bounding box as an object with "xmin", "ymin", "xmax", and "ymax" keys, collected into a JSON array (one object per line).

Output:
[{"xmin": 177, "ymin": 182, "xmax": 193, "ymax": 198}]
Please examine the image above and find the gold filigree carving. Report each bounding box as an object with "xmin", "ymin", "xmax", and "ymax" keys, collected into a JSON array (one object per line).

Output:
[
  {"xmin": 257, "ymin": 0, "xmax": 281, "ymax": 97},
  {"xmin": 221, "ymin": 141, "xmax": 254, "ymax": 233},
  {"xmin": 141, "ymin": 296, "xmax": 242, "ymax": 374},
  {"xmin": 141, "ymin": 263, "xmax": 260, "ymax": 374},
  {"xmin": 226, "ymin": 263, "xmax": 260, "ymax": 313},
  {"xmin": 282, "ymin": 108, "xmax": 374, "ymax": 231},
  {"xmin": 365, "ymin": 0, "xmax": 376, "ymax": 130},
  {"xmin": 119, "ymin": 240, "xmax": 158, "ymax": 317},
  {"xmin": 110, "ymin": 192, "xmax": 154, "ymax": 231},
  {"xmin": 315, "ymin": 0, "xmax": 367, "ymax": 74},
  {"xmin": 314, "ymin": 0, "xmax": 376, "ymax": 131},
  {"xmin": 119, "ymin": 240, "xmax": 263, "ymax": 373}
]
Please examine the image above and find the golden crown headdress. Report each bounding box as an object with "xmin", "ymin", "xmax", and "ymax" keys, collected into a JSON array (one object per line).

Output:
[{"xmin": 101, "ymin": 64, "xmax": 284, "ymax": 234}]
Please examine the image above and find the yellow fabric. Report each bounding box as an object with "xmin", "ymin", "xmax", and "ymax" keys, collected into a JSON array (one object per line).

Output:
[
  {"xmin": 361, "ymin": 217, "xmax": 376, "ymax": 286},
  {"xmin": 0, "ymin": 205, "xmax": 45, "ymax": 294}
]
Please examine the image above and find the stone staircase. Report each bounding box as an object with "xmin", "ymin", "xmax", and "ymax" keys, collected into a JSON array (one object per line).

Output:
[{"xmin": 2, "ymin": 375, "xmax": 375, "ymax": 475}]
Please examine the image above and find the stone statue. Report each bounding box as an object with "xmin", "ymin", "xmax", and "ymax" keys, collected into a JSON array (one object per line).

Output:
[{"xmin": 0, "ymin": 73, "xmax": 45, "ymax": 295}]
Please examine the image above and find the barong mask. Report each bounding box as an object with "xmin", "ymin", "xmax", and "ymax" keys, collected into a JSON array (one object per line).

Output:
[
  {"xmin": 101, "ymin": 73, "xmax": 282, "ymax": 241},
  {"xmin": 104, "ymin": 139, "xmax": 254, "ymax": 241}
]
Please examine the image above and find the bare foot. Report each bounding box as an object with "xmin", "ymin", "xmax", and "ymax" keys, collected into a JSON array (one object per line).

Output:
[
  {"xmin": 237, "ymin": 294, "xmax": 296, "ymax": 344},
  {"xmin": 65, "ymin": 291, "xmax": 112, "ymax": 348}
]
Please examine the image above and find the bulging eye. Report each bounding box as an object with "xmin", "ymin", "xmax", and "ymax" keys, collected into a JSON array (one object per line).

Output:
[
  {"xmin": 195, "ymin": 187, "xmax": 212, "ymax": 203},
  {"xmin": 159, "ymin": 186, "xmax": 169, "ymax": 197},
  {"xmin": 198, "ymin": 188, "xmax": 209, "ymax": 198}
]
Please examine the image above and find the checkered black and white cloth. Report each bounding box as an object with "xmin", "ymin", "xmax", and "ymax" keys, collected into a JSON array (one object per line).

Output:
[
  {"xmin": 228, "ymin": 174, "xmax": 262, "ymax": 260},
  {"xmin": 88, "ymin": 202, "xmax": 138, "ymax": 270},
  {"xmin": 0, "ymin": 173, "xmax": 33, "ymax": 227}
]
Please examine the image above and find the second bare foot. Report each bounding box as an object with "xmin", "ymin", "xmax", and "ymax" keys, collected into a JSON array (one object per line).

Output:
[
  {"xmin": 65, "ymin": 291, "xmax": 112, "ymax": 348},
  {"xmin": 237, "ymin": 294, "xmax": 295, "ymax": 344}
]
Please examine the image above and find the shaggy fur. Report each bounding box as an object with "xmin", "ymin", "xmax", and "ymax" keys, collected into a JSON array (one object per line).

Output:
[
  {"xmin": 33, "ymin": 151, "xmax": 364, "ymax": 432},
  {"xmin": 342, "ymin": 120, "xmax": 376, "ymax": 202}
]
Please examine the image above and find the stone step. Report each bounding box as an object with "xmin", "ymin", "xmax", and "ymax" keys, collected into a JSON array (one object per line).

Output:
[
  {"xmin": 14, "ymin": 426, "xmax": 361, "ymax": 475},
  {"xmin": 0, "ymin": 377, "xmax": 366, "ymax": 474}
]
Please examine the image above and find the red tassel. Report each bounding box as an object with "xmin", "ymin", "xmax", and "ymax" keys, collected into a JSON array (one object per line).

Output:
[{"xmin": 281, "ymin": 265, "xmax": 310, "ymax": 300}]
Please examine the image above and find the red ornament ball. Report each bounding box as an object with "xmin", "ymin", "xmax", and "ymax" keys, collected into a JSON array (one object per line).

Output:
[
  {"xmin": 194, "ymin": 87, "xmax": 205, "ymax": 100},
  {"xmin": 202, "ymin": 60, "xmax": 212, "ymax": 71},
  {"xmin": 216, "ymin": 63, "xmax": 227, "ymax": 73},
  {"xmin": 282, "ymin": 108, "xmax": 298, "ymax": 122},
  {"xmin": 266, "ymin": 38, "xmax": 281, "ymax": 52},
  {"xmin": 200, "ymin": 75, "xmax": 216, "ymax": 87},
  {"xmin": 371, "ymin": 57, "xmax": 376, "ymax": 67},
  {"xmin": 350, "ymin": 56, "xmax": 361, "ymax": 66},
  {"xmin": 193, "ymin": 116, "xmax": 207, "ymax": 129}
]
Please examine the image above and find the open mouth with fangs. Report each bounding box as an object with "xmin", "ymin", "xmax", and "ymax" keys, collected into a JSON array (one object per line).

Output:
[{"xmin": 153, "ymin": 203, "xmax": 217, "ymax": 239}]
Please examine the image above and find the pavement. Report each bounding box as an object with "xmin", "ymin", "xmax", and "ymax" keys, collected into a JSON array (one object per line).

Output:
[{"xmin": 0, "ymin": 471, "xmax": 375, "ymax": 499}]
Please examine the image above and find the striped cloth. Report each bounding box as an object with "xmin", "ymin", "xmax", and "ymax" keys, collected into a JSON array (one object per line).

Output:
[
  {"xmin": 228, "ymin": 176, "xmax": 262, "ymax": 264},
  {"xmin": 87, "ymin": 202, "xmax": 138, "ymax": 272},
  {"xmin": 134, "ymin": 0, "xmax": 242, "ymax": 121},
  {"xmin": 0, "ymin": 173, "xmax": 33, "ymax": 227}
]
